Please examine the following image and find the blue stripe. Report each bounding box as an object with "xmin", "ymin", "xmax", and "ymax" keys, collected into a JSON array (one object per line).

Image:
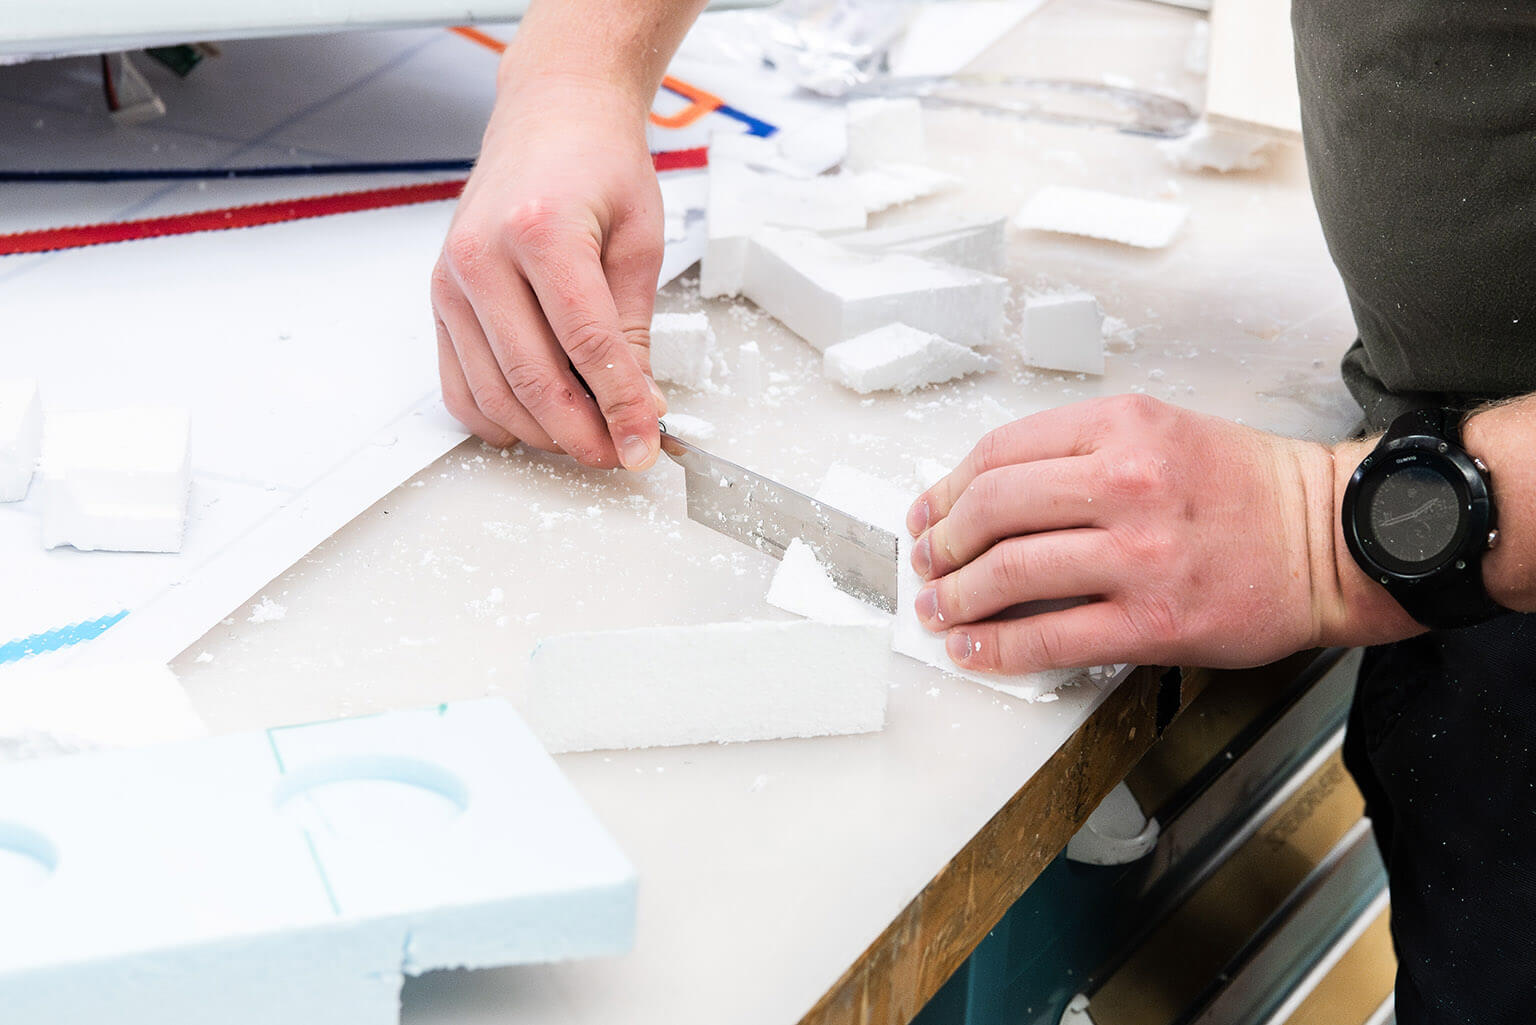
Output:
[
  {"xmin": 716, "ymin": 104, "xmax": 778, "ymax": 138},
  {"xmin": 0, "ymin": 610, "xmax": 128, "ymax": 666}
]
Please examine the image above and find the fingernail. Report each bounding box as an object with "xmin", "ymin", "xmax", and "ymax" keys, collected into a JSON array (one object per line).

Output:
[
  {"xmin": 912, "ymin": 536, "xmax": 932, "ymax": 578},
  {"xmin": 947, "ymin": 632, "xmax": 974, "ymax": 663},
  {"xmin": 907, "ymin": 498, "xmax": 930, "ymax": 536},
  {"xmin": 915, "ymin": 586, "xmax": 938, "ymax": 623},
  {"xmin": 619, "ymin": 435, "xmax": 653, "ymax": 470}
]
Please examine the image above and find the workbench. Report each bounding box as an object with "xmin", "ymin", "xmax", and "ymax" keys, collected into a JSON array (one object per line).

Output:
[{"xmin": 5, "ymin": 1, "xmax": 1371, "ymax": 1022}]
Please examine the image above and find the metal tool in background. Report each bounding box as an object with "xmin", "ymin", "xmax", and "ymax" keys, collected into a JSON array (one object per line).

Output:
[
  {"xmin": 659, "ymin": 421, "xmax": 898, "ymax": 613},
  {"xmin": 845, "ymin": 75, "xmax": 1198, "ymax": 139}
]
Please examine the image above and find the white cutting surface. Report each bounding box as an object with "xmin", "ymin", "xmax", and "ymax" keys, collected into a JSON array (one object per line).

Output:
[{"xmin": 11, "ymin": 2, "xmax": 1359, "ymax": 1023}]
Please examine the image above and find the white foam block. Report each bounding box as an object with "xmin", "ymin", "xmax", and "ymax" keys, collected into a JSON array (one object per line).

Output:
[
  {"xmin": 650, "ymin": 311, "xmax": 720, "ymax": 391},
  {"xmin": 699, "ymin": 151, "xmax": 867, "ymax": 298},
  {"xmin": 894, "ymin": 533, "xmax": 1079, "ymax": 701},
  {"xmin": 41, "ymin": 407, "xmax": 191, "ymax": 553},
  {"xmin": 744, "ymin": 228, "xmax": 1007, "ymax": 351},
  {"xmin": 844, "ymin": 97, "xmax": 927, "ymax": 172},
  {"xmin": 527, "ymin": 620, "xmax": 891, "ymax": 753},
  {"xmin": 844, "ymin": 162, "xmax": 958, "ymax": 214},
  {"xmin": 766, "ymin": 538, "xmax": 891, "ymax": 626},
  {"xmin": 0, "ymin": 661, "xmax": 206, "ymax": 762},
  {"xmin": 816, "ymin": 463, "xmax": 913, "ymax": 537},
  {"xmin": 1021, "ymin": 293, "xmax": 1106, "ymax": 375},
  {"xmin": 836, "ymin": 217, "xmax": 1008, "ymax": 274},
  {"xmin": 1014, "ymin": 186, "xmax": 1189, "ymax": 249},
  {"xmin": 824, "ymin": 323, "xmax": 995, "ymax": 394},
  {"xmin": 0, "ymin": 700, "xmax": 636, "ymax": 1023},
  {"xmin": 0, "ymin": 379, "xmax": 42, "ymax": 503}
]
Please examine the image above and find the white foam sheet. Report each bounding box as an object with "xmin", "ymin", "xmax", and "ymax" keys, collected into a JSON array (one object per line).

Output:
[
  {"xmin": 1014, "ymin": 186, "xmax": 1190, "ymax": 248},
  {"xmin": 823, "ymin": 323, "xmax": 994, "ymax": 394}
]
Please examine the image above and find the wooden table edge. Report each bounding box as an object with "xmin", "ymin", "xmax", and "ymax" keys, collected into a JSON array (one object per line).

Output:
[{"xmin": 799, "ymin": 664, "xmax": 1210, "ymax": 1025}]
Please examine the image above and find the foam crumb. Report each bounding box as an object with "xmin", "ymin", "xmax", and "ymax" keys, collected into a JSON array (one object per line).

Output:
[{"xmin": 247, "ymin": 597, "xmax": 287, "ymax": 624}]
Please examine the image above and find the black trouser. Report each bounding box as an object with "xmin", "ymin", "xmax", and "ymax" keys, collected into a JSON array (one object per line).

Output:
[{"xmin": 1344, "ymin": 613, "xmax": 1536, "ymax": 1024}]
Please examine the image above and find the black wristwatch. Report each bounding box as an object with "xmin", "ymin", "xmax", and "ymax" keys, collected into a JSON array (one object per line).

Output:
[{"xmin": 1342, "ymin": 408, "xmax": 1505, "ymax": 629}]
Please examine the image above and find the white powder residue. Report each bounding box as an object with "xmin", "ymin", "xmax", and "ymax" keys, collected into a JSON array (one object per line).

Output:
[{"xmin": 248, "ymin": 597, "xmax": 287, "ymax": 623}]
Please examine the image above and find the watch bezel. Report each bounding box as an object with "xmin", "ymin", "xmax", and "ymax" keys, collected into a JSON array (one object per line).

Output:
[{"xmin": 1343, "ymin": 435, "xmax": 1493, "ymax": 583}]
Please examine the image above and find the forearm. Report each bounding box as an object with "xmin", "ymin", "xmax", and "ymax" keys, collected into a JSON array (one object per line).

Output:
[
  {"xmin": 498, "ymin": 0, "xmax": 711, "ymax": 117},
  {"xmin": 1319, "ymin": 393, "xmax": 1536, "ymax": 647}
]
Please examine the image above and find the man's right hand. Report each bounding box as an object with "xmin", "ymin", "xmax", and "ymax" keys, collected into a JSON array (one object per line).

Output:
[{"xmin": 433, "ymin": 72, "xmax": 668, "ymax": 471}]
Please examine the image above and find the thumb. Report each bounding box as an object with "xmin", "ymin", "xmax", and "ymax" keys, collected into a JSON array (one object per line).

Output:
[{"xmin": 605, "ymin": 210, "xmax": 667, "ymax": 418}]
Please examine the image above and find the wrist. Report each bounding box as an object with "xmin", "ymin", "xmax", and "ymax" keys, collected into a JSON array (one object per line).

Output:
[
  {"xmin": 1316, "ymin": 437, "xmax": 1425, "ymax": 647},
  {"xmin": 1464, "ymin": 401, "xmax": 1536, "ymax": 611}
]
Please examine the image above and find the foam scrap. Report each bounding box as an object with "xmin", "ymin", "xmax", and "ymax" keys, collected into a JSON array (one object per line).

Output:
[
  {"xmin": 658, "ymin": 412, "xmax": 717, "ymax": 442},
  {"xmin": 824, "ymin": 323, "xmax": 994, "ymax": 394},
  {"xmin": 1158, "ymin": 121, "xmax": 1273, "ymax": 173},
  {"xmin": 1020, "ymin": 293, "xmax": 1106, "ymax": 375},
  {"xmin": 527, "ymin": 620, "xmax": 891, "ymax": 753},
  {"xmin": 844, "ymin": 163, "xmax": 959, "ymax": 214},
  {"xmin": 836, "ymin": 217, "xmax": 1007, "ymax": 274},
  {"xmin": 1014, "ymin": 186, "xmax": 1189, "ymax": 249}
]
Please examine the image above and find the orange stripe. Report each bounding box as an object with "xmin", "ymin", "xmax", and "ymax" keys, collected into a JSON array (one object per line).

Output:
[{"xmin": 449, "ymin": 25, "xmax": 508, "ymax": 54}]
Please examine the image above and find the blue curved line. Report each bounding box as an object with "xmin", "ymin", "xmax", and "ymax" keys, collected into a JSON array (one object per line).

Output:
[{"xmin": 0, "ymin": 610, "xmax": 128, "ymax": 666}]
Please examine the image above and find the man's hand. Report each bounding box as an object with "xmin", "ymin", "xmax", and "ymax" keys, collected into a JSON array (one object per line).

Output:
[
  {"xmin": 904, "ymin": 395, "xmax": 1421, "ymax": 674},
  {"xmin": 433, "ymin": 74, "xmax": 666, "ymax": 470}
]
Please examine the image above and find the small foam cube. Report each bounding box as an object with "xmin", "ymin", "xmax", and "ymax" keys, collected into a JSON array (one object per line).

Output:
[
  {"xmin": 1021, "ymin": 293, "xmax": 1106, "ymax": 375},
  {"xmin": 845, "ymin": 97, "xmax": 927, "ymax": 172},
  {"xmin": 0, "ymin": 379, "xmax": 42, "ymax": 502},
  {"xmin": 41, "ymin": 407, "xmax": 192, "ymax": 553},
  {"xmin": 527, "ymin": 620, "xmax": 891, "ymax": 753},
  {"xmin": 824, "ymin": 323, "xmax": 994, "ymax": 394},
  {"xmin": 650, "ymin": 311, "xmax": 719, "ymax": 390}
]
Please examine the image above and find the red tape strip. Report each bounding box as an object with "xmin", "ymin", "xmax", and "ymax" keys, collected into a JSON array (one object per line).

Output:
[{"xmin": 0, "ymin": 148, "xmax": 708, "ymax": 257}]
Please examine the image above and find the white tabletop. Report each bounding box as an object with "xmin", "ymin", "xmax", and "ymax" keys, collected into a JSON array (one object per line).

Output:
[{"xmin": 149, "ymin": 2, "xmax": 1359, "ymax": 1022}]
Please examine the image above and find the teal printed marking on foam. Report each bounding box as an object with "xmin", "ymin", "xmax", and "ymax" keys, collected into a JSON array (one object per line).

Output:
[{"xmin": 0, "ymin": 610, "xmax": 127, "ymax": 666}]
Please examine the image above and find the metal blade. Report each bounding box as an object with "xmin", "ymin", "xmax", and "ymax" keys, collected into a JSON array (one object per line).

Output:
[{"xmin": 659, "ymin": 425, "xmax": 898, "ymax": 613}]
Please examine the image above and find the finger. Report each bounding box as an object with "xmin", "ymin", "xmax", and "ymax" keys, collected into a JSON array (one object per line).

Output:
[
  {"xmin": 942, "ymin": 601, "xmax": 1129, "ymax": 674},
  {"xmin": 603, "ymin": 197, "xmax": 668, "ymax": 418},
  {"xmin": 436, "ymin": 326, "xmax": 517, "ymax": 448},
  {"xmin": 432, "ymin": 273, "xmax": 562, "ymax": 452},
  {"xmin": 518, "ymin": 223, "xmax": 660, "ymax": 470},
  {"xmin": 912, "ymin": 458, "xmax": 1103, "ymax": 579},
  {"xmin": 458, "ymin": 264, "xmax": 617, "ymax": 467},
  {"xmin": 907, "ymin": 405, "xmax": 1101, "ymax": 536},
  {"xmin": 915, "ymin": 529, "xmax": 1113, "ymax": 629}
]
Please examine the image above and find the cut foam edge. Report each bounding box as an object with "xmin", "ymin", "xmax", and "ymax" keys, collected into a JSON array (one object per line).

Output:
[
  {"xmin": 658, "ymin": 412, "xmax": 716, "ymax": 443},
  {"xmin": 835, "ymin": 216, "xmax": 1008, "ymax": 274},
  {"xmin": 766, "ymin": 538, "xmax": 892, "ymax": 627},
  {"xmin": 0, "ymin": 378, "xmax": 42, "ymax": 503},
  {"xmin": 527, "ymin": 620, "xmax": 891, "ymax": 753},
  {"xmin": 824, "ymin": 323, "xmax": 994, "ymax": 394},
  {"xmin": 1014, "ymin": 186, "xmax": 1189, "ymax": 249}
]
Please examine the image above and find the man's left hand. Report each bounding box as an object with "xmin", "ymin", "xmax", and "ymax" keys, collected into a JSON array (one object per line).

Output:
[{"xmin": 905, "ymin": 395, "xmax": 1419, "ymax": 674}]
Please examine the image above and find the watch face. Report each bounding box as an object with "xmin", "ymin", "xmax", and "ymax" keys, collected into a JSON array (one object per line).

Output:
[{"xmin": 1367, "ymin": 464, "xmax": 1461, "ymax": 566}]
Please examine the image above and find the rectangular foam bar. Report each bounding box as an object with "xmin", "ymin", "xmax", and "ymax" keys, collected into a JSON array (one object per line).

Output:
[
  {"xmin": 835, "ymin": 216, "xmax": 1008, "ymax": 274},
  {"xmin": 41, "ymin": 407, "xmax": 192, "ymax": 553},
  {"xmin": 743, "ymin": 228, "xmax": 1006, "ymax": 351},
  {"xmin": 0, "ymin": 378, "xmax": 42, "ymax": 503},
  {"xmin": 1014, "ymin": 186, "xmax": 1189, "ymax": 249},
  {"xmin": 527, "ymin": 620, "xmax": 891, "ymax": 753},
  {"xmin": 0, "ymin": 699, "xmax": 636, "ymax": 1023}
]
